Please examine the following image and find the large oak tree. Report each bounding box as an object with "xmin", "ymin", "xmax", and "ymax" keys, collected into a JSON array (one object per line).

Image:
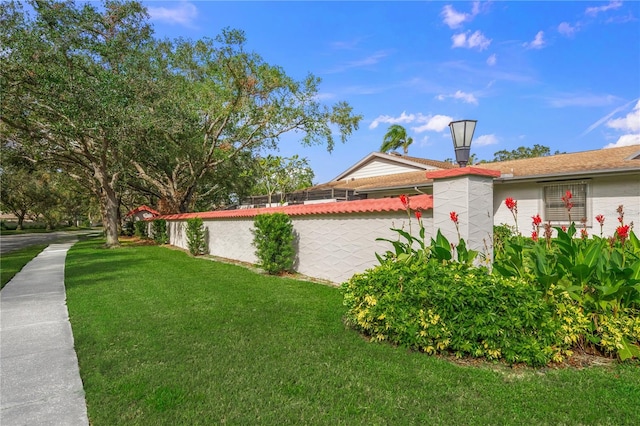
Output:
[
  {"xmin": 1, "ymin": 0, "xmax": 156, "ymax": 246},
  {"xmin": 1, "ymin": 1, "xmax": 362, "ymax": 246},
  {"xmin": 129, "ymin": 30, "xmax": 361, "ymax": 213}
]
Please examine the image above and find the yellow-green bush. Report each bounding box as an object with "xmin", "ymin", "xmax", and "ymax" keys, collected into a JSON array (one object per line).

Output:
[{"xmin": 342, "ymin": 258, "xmax": 571, "ymax": 366}]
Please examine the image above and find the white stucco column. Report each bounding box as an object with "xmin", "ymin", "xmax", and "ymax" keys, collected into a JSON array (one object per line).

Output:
[{"xmin": 427, "ymin": 168, "xmax": 501, "ymax": 264}]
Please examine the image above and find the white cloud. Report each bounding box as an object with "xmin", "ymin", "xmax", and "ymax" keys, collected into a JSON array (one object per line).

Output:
[
  {"xmin": 369, "ymin": 111, "xmax": 415, "ymax": 129},
  {"xmin": 602, "ymin": 101, "xmax": 640, "ymax": 148},
  {"xmin": 474, "ymin": 134, "xmax": 499, "ymax": 146},
  {"xmin": 586, "ymin": 1, "xmax": 622, "ymax": 16},
  {"xmin": 581, "ymin": 98, "xmax": 639, "ymax": 136},
  {"xmin": 148, "ymin": 1, "xmax": 198, "ymax": 26},
  {"xmin": 546, "ymin": 93, "xmax": 619, "ymax": 108},
  {"xmin": 604, "ymin": 134, "xmax": 640, "ymax": 148},
  {"xmin": 606, "ymin": 100, "xmax": 640, "ymax": 132},
  {"xmin": 436, "ymin": 90, "xmax": 478, "ymax": 105},
  {"xmin": 441, "ymin": 5, "xmax": 471, "ymax": 29},
  {"xmin": 412, "ymin": 115, "xmax": 453, "ymax": 133},
  {"xmin": 558, "ymin": 22, "xmax": 577, "ymax": 37},
  {"xmin": 328, "ymin": 50, "xmax": 391, "ymax": 73},
  {"xmin": 313, "ymin": 92, "xmax": 336, "ymax": 101},
  {"xmin": 486, "ymin": 54, "xmax": 497, "ymax": 66},
  {"xmin": 451, "ymin": 31, "xmax": 491, "ymax": 51},
  {"xmin": 330, "ymin": 38, "xmax": 365, "ymax": 50},
  {"xmin": 370, "ymin": 112, "xmax": 454, "ymax": 133},
  {"xmin": 441, "ymin": 2, "xmax": 485, "ymax": 28},
  {"xmin": 523, "ymin": 31, "xmax": 545, "ymax": 49}
]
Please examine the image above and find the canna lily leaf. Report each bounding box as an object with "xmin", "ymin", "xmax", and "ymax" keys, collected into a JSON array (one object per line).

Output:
[
  {"xmin": 629, "ymin": 230, "xmax": 640, "ymax": 252},
  {"xmin": 628, "ymin": 259, "xmax": 640, "ymax": 281},
  {"xmin": 571, "ymin": 264, "xmax": 596, "ymax": 284},
  {"xmin": 581, "ymin": 241, "xmax": 603, "ymax": 269},
  {"xmin": 618, "ymin": 337, "xmax": 640, "ymax": 361}
]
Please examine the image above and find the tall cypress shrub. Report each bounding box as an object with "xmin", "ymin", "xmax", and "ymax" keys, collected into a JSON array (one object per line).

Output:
[
  {"xmin": 186, "ymin": 217, "xmax": 208, "ymax": 256},
  {"xmin": 252, "ymin": 213, "xmax": 295, "ymax": 275},
  {"xmin": 152, "ymin": 219, "xmax": 168, "ymax": 244}
]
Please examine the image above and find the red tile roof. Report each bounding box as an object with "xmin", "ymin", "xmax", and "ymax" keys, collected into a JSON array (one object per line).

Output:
[
  {"xmin": 159, "ymin": 194, "xmax": 433, "ymax": 220},
  {"xmin": 126, "ymin": 205, "xmax": 160, "ymax": 218}
]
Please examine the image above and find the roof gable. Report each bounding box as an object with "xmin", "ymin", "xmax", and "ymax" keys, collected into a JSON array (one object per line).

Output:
[{"xmin": 333, "ymin": 152, "xmax": 454, "ymax": 182}]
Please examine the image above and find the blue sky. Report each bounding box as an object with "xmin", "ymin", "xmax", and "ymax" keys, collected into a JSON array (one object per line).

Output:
[{"xmin": 144, "ymin": 1, "xmax": 640, "ymax": 183}]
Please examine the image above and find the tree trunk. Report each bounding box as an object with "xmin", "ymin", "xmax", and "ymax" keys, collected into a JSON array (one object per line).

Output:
[
  {"xmin": 99, "ymin": 188, "xmax": 120, "ymax": 247},
  {"xmin": 16, "ymin": 212, "xmax": 26, "ymax": 231},
  {"xmin": 94, "ymin": 167, "xmax": 120, "ymax": 247}
]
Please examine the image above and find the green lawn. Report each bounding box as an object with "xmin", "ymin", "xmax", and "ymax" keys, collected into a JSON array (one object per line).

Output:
[
  {"xmin": 1, "ymin": 244, "xmax": 48, "ymax": 289},
  {"xmin": 65, "ymin": 239, "xmax": 640, "ymax": 425}
]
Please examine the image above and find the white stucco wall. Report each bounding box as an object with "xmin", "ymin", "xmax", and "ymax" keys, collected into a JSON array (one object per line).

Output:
[
  {"xmin": 292, "ymin": 211, "xmax": 431, "ymax": 284},
  {"xmin": 432, "ymin": 174, "xmax": 494, "ymax": 259},
  {"xmin": 493, "ymin": 174, "xmax": 640, "ymax": 237},
  {"xmin": 166, "ymin": 211, "xmax": 431, "ymax": 285}
]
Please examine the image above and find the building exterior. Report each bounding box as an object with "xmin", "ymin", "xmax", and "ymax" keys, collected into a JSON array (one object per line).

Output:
[
  {"xmin": 310, "ymin": 145, "xmax": 640, "ymax": 237},
  {"xmin": 125, "ymin": 205, "xmax": 160, "ymax": 222},
  {"xmin": 157, "ymin": 145, "xmax": 640, "ymax": 284}
]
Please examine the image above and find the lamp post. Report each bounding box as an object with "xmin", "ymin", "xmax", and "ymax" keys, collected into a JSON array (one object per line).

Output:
[{"xmin": 448, "ymin": 119, "xmax": 477, "ymax": 167}]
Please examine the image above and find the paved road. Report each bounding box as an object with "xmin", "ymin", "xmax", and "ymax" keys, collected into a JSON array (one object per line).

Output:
[{"xmin": 0, "ymin": 230, "xmax": 99, "ymax": 254}]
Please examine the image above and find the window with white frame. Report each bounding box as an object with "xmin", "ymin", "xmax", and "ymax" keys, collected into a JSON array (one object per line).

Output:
[{"xmin": 543, "ymin": 182, "xmax": 588, "ymax": 223}]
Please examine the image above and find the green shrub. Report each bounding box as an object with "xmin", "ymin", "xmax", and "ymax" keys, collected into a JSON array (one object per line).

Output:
[
  {"xmin": 344, "ymin": 194, "xmax": 640, "ymax": 365},
  {"xmin": 123, "ymin": 221, "xmax": 135, "ymax": 237},
  {"xmin": 342, "ymin": 258, "xmax": 568, "ymax": 366},
  {"xmin": 1, "ymin": 221, "xmax": 17, "ymax": 231},
  {"xmin": 493, "ymin": 203, "xmax": 640, "ymax": 360},
  {"xmin": 252, "ymin": 213, "xmax": 295, "ymax": 275},
  {"xmin": 152, "ymin": 219, "xmax": 168, "ymax": 244},
  {"xmin": 186, "ymin": 217, "xmax": 208, "ymax": 256},
  {"xmin": 134, "ymin": 220, "xmax": 148, "ymax": 238}
]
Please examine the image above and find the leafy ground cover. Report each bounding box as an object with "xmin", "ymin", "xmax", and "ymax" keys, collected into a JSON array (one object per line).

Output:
[
  {"xmin": 1, "ymin": 244, "xmax": 47, "ymax": 289},
  {"xmin": 65, "ymin": 239, "xmax": 640, "ymax": 425}
]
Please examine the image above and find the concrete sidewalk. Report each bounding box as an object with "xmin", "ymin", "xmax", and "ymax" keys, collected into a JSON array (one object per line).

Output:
[{"xmin": 1, "ymin": 242, "xmax": 89, "ymax": 425}]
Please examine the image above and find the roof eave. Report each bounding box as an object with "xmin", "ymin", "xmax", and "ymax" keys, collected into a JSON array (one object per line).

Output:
[
  {"xmin": 355, "ymin": 181, "xmax": 434, "ymax": 194},
  {"xmin": 494, "ymin": 167, "xmax": 640, "ymax": 183}
]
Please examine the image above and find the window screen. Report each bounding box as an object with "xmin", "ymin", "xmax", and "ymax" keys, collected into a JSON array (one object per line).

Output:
[{"xmin": 543, "ymin": 182, "xmax": 587, "ymax": 223}]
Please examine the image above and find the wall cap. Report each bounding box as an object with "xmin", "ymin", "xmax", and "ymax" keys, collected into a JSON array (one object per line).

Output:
[
  {"xmin": 426, "ymin": 167, "xmax": 501, "ymax": 180},
  {"xmin": 157, "ymin": 194, "xmax": 432, "ymax": 221}
]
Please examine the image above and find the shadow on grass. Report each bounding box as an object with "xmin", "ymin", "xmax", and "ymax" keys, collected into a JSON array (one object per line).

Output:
[{"xmin": 65, "ymin": 242, "xmax": 155, "ymax": 289}]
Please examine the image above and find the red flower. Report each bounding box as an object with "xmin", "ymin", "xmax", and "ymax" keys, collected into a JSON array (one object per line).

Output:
[
  {"xmin": 505, "ymin": 197, "xmax": 517, "ymax": 212},
  {"xmin": 532, "ymin": 214, "xmax": 542, "ymax": 226},
  {"xmin": 617, "ymin": 225, "xmax": 630, "ymax": 241},
  {"xmin": 580, "ymin": 229, "xmax": 588, "ymax": 239},
  {"xmin": 415, "ymin": 210, "xmax": 422, "ymax": 220},
  {"xmin": 531, "ymin": 231, "xmax": 539, "ymax": 242},
  {"xmin": 561, "ymin": 190, "xmax": 573, "ymax": 211},
  {"xmin": 595, "ymin": 214, "xmax": 605, "ymax": 225},
  {"xmin": 561, "ymin": 225, "xmax": 568, "ymax": 232},
  {"xmin": 618, "ymin": 216, "xmax": 623, "ymax": 223},
  {"xmin": 450, "ymin": 211, "xmax": 459, "ymax": 224},
  {"xmin": 399, "ymin": 194, "xmax": 408, "ymax": 208}
]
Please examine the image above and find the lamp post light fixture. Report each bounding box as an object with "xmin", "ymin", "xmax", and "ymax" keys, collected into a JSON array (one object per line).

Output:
[{"xmin": 448, "ymin": 119, "xmax": 477, "ymax": 167}]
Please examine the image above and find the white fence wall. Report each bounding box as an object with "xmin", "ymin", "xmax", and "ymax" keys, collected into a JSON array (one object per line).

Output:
[{"xmin": 167, "ymin": 211, "xmax": 429, "ymax": 284}]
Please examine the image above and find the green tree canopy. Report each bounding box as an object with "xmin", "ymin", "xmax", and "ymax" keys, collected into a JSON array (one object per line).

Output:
[
  {"xmin": 492, "ymin": 144, "xmax": 563, "ymax": 162},
  {"xmin": 380, "ymin": 124, "xmax": 413, "ymax": 155},
  {"xmin": 1, "ymin": 1, "xmax": 362, "ymax": 246},
  {"xmin": 129, "ymin": 29, "xmax": 361, "ymax": 213},
  {"xmin": 251, "ymin": 155, "xmax": 314, "ymax": 205},
  {"xmin": 1, "ymin": 0, "xmax": 156, "ymax": 246}
]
